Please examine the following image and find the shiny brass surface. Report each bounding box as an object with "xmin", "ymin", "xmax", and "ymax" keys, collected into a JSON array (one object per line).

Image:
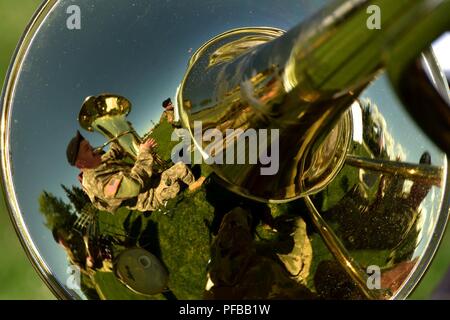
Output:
[
  {"xmin": 0, "ymin": 0, "xmax": 449, "ymax": 301},
  {"xmin": 178, "ymin": 26, "xmax": 355, "ymax": 202},
  {"xmin": 304, "ymin": 195, "xmax": 381, "ymax": 299},
  {"xmin": 178, "ymin": 0, "xmax": 450, "ymax": 201}
]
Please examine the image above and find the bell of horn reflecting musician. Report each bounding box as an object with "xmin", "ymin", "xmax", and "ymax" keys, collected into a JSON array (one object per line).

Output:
[{"xmin": 2, "ymin": 0, "xmax": 450, "ymax": 301}]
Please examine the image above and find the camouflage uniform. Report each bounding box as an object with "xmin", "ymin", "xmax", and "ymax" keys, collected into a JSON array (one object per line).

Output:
[{"xmin": 81, "ymin": 142, "xmax": 194, "ymax": 213}]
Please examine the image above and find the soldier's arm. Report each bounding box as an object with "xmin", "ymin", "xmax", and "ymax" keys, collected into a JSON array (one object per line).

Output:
[{"xmin": 103, "ymin": 142, "xmax": 125, "ymax": 160}]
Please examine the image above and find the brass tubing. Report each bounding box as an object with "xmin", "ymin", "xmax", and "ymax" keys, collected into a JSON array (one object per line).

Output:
[{"xmin": 93, "ymin": 130, "xmax": 136, "ymax": 154}]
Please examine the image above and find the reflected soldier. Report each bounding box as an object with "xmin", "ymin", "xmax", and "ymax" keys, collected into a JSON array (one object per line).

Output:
[
  {"xmin": 66, "ymin": 131, "xmax": 204, "ymax": 213},
  {"xmin": 205, "ymin": 207, "xmax": 315, "ymax": 300}
]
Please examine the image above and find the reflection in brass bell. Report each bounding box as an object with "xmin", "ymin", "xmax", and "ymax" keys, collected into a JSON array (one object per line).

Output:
[{"xmin": 1, "ymin": 0, "xmax": 449, "ymax": 300}]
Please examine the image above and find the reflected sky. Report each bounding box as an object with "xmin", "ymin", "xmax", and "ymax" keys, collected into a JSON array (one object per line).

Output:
[{"xmin": 5, "ymin": 0, "xmax": 448, "ymax": 298}]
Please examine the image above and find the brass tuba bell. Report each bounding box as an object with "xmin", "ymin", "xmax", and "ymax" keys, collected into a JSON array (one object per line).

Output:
[
  {"xmin": 79, "ymin": 94, "xmax": 138, "ymax": 157},
  {"xmin": 1, "ymin": 0, "xmax": 450, "ymax": 301}
]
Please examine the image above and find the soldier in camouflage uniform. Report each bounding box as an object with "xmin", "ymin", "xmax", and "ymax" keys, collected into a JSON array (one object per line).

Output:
[
  {"xmin": 66, "ymin": 131, "xmax": 201, "ymax": 213},
  {"xmin": 205, "ymin": 207, "xmax": 315, "ymax": 299}
]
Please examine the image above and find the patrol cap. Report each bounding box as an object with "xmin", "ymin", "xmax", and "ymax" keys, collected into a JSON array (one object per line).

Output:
[
  {"xmin": 66, "ymin": 130, "xmax": 85, "ymax": 166},
  {"xmin": 162, "ymin": 98, "xmax": 172, "ymax": 108}
]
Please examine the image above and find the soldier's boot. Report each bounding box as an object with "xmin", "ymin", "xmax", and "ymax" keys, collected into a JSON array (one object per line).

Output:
[{"xmin": 276, "ymin": 218, "xmax": 312, "ymax": 283}]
